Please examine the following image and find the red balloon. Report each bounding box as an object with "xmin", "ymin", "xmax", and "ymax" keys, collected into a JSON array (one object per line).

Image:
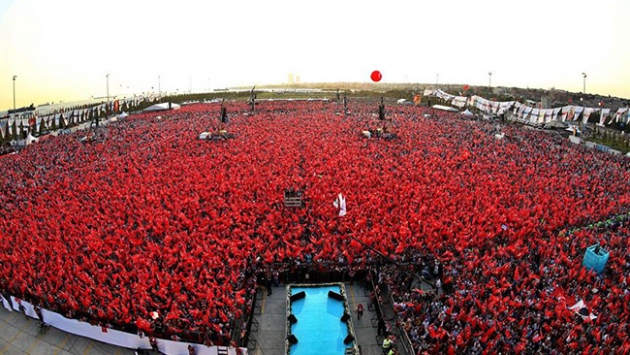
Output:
[
  {"xmin": 463, "ymin": 84, "xmax": 470, "ymax": 91},
  {"xmin": 370, "ymin": 70, "xmax": 382, "ymax": 82}
]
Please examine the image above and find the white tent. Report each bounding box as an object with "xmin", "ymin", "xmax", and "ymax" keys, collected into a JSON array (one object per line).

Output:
[
  {"xmin": 143, "ymin": 102, "xmax": 181, "ymax": 112},
  {"xmin": 26, "ymin": 133, "xmax": 39, "ymax": 145},
  {"xmin": 397, "ymin": 98, "xmax": 412, "ymax": 105},
  {"xmin": 566, "ymin": 126, "xmax": 582, "ymax": 134},
  {"xmin": 461, "ymin": 109, "xmax": 474, "ymax": 117},
  {"xmin": 431, "ymin": 104, "xmax": 459, "ymax": 113},
  {"xmin": 118, "ymin": 112, "xmax": 129, "ymax": 119}
]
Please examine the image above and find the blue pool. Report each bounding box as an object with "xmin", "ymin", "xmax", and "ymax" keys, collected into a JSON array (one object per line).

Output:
[{"xmin": 289, "ymin": 285, "xmax": 349, "ymax": 355}]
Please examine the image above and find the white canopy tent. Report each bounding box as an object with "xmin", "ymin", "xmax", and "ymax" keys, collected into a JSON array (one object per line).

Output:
[
  {"xmin": 461, "ymin": 109, "xmax": 474, "ymax": 117},
  {"xmin": 431, "ymin": 104, "xmax": 459, "ymax": 113},
  {"xmin": 26, "ymin": 133, "xmax": 39, "ymax": 145},
  {"xmin": 143, "ymin": 102, "xmax": 181, "ymax": 112},
  {"xmin": 566, "ymin": 126, "xmax": 582, "ymax": 134}
]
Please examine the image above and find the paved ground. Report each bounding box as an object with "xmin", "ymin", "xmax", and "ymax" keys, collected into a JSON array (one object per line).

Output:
[
  {"xmin": 1, "ymin": 280, "xmax": 411, "ymax": 355},
  {"xmin": 249, "ymin": 282, "xmax": 402, "ymax": 355},
  {"xmin": 0, "ymin": 307, "xmax": 127, "ymax": 355}
]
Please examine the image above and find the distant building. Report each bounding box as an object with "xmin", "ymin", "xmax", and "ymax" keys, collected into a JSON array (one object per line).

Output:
[
  {"xmin": 288, "ymin": 74, "xmax": 294, "ymax": 85},
  {"xmin": 541, "ymin": 96, "xmax": 552, "ymax": 109}
]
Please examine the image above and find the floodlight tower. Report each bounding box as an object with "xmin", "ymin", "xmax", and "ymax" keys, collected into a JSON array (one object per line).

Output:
[{"xmin": 12, "ymin": 75, "xmax": 17, "ymax": 110}]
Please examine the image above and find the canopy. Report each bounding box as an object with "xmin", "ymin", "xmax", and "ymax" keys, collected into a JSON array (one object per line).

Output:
[
  {"xmin": 566, "ymin": 126, "xmax": 582, "ymax": 134},
  {"xmin": 461, "ymin": 109, "xmax": 474, "ymax": 116},
  {"xmin": 143, "ymin": 102, "xmax": 181, "ymax": 112},
  {"xmin": 118, "ymin": 112, "xmax": 129, "ymax": 119},
  {"xmin": 431, "ymin": 104, "xmax": 459, "ymax": 113},
  {"xmin": 26, "ymin": 133, "xmax": 39, "ymax": 144}
]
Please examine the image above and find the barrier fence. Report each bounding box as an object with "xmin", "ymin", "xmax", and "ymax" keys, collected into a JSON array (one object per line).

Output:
[{"xmin": 1, "ymin": 294, "xmax": 247, "ymax": 355}]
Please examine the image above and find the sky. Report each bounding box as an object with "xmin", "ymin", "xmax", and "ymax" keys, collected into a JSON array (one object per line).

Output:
[{"xmin": 1, "ymin": 0, "xmax": 629, "ymax": 110}]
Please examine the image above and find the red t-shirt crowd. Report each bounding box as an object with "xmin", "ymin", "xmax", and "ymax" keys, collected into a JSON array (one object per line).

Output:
[{"xmin": 0, "ymin": 100, "xmax": 628, "ymax": 352}]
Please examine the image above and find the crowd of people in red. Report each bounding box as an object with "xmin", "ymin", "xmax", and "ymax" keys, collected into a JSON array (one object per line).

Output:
[
  {"xmin": 0, "ymin": 100, "xmax": 629, "ymax": 351},
  {"xmin": 385, "ymin": 216, "xmax": 629, "ymax": 354}
]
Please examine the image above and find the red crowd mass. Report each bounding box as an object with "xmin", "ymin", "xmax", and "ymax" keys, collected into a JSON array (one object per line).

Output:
[{"xmin": 0, "ymin": 100, "xmax": 629, "ymax": 352}]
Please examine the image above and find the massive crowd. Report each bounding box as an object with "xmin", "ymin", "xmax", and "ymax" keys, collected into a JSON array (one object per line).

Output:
[
  {"xmin": 0, "ymin": 100, "xmax": 629, "ymax": 352},
  {"xmin": 386, "ymin": 217, "xmax": 630, "ymax": 354}
]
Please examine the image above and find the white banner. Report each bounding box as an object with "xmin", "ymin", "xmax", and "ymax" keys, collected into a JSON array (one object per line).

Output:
[
  {"xmin": 613, "ymin": 108, "xmax": 626, "ymax": 122},
  {"xmin": 531, "ymin": 108, "xmax": 540, "ymax": 123},
  {"xmin": 498, "ymin": 101, "xmax": 514, "ymax": 115},
  {"xmin": 522, "ymin": 106, "xmax": 532, "ymax": 120},
  {"xmin": 582, "ymin": 108, "xmax": 595, "ymax": 124},
  {"xmin": 474, "ymin": 97, "xmax": 491, "ymax": 113},
  {"xmin": 537, "ymin": 109, "xmax": 546, "ymax": 123},
  {"xmin": 1, "ymin": 294, "xmax": 12, "ymax": 311},
  {"xmin": 513, "ymin": 101, "xmax": 522, "ymax": 113},
  {"xmin": 573, "ymin": 106, "xmax": 584, "ymax": 121},
  {"xmin": 552, "ymin": 108, "xmax": 561, "ymax": 121},
  {"xmin": 10, "ymin": 296, "xmax": 39, "ymax": 319},
  {"xmin": 561, "ymin": 106, "xmax": 572, "ymax": 122},
  {"xmin": 4, "ymin": 295, "xmax": 245, "ymax": 355},
  {"xmin": 451, "ymin": 96, "xmax": 468, "ymax": 108},
  {"xmin": 599, "ymin": 108, "xmax": 610, "ymax": 125},
  {"xmin": 544, "ymin": 109, "xmax": 553, "ymax": 123}
]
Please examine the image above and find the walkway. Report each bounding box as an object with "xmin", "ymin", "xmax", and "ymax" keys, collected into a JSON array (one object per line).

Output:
[{"xmin": 0, "ymin": 306, "xmax": 125, "ymax": 355}]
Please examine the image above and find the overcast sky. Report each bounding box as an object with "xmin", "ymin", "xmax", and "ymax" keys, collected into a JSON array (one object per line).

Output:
[{"xmin": 1, "ymin": 0, "xmax": 629, "ymax": 109}]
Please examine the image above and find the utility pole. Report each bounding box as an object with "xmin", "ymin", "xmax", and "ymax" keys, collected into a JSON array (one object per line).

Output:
[
  {"xmin": 106, "ymin": 73, "xmax": 110, "ymax": 102},
  {"xmin": 12, "ymin": 75, "xmax": 17, "ymax": 110}
]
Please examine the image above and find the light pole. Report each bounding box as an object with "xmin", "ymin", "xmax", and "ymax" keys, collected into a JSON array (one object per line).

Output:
[
  {"xmin": 582, "ymin": 72, "xmax": 587, "ymax": 93},
  {"xmin": 106, "ymin": 73, "xmax": 110, "ymax": 102},
  {"xmin": 12, "ymin": 75, "xmax": 17, "ymax": 110},
  {"xmin": 488, "ymin": 72, "xmax": 492, "ymax": 87}
]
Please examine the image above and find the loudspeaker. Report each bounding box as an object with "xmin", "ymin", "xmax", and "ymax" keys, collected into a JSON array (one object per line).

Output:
[
  {"xmin": 288, "ymin": 334, "xmax": 298, "ymax": 345},
  {"xmin": 290, "ymin": 291, "xmax": 306, "ymax": 302},
  {"xmin": 343, "ymin": 334, "xmax": 354, "ymax": 344},
  {"xmin": 340, "ymin": 313, "xmax": 351, "ymax": 322},
  {"xmin": 288, "ymin": 314, "xmax": 298, "ymax": 324},
  {"xmin": 328, "ymin": 291, "xmax": 344, "ymax": 301}
]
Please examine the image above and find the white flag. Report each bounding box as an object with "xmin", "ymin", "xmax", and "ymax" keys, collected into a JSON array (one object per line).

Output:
[{"xmin": 333, "ymin": 193, "xmax": 347, "ymax": 217}]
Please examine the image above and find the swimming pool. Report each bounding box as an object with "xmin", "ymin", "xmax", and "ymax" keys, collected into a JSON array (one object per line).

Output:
[{"xmin": 288, "ymin": 285, "xmax": 352, "ymax": 355}]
